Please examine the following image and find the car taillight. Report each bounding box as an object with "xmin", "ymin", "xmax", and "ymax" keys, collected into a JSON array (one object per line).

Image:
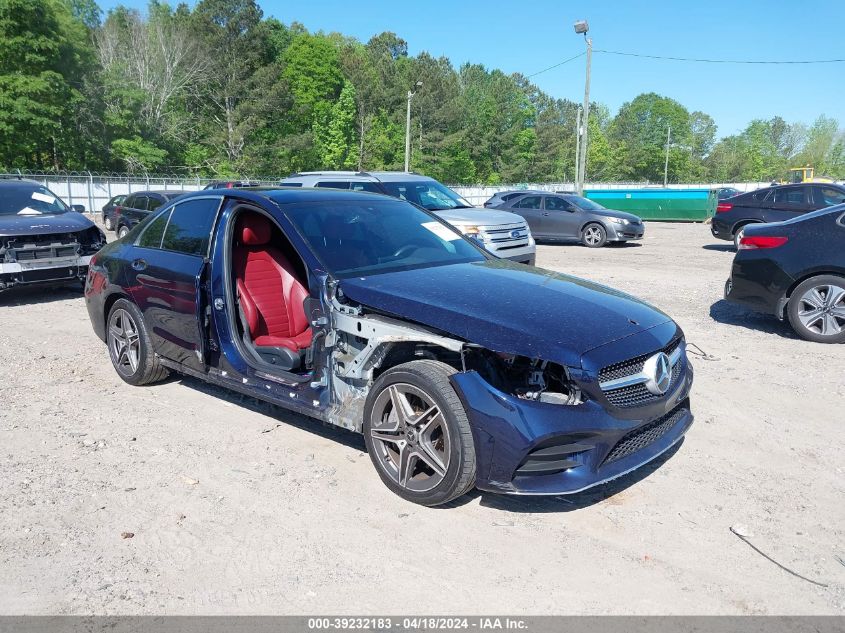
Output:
[
  {"xmin": 716, "ymin": 202, "xmax": 733, "ymax": 213},
  {"xmin": 738, "ymin": 235, "xmax": 788, "ymax": 250}
]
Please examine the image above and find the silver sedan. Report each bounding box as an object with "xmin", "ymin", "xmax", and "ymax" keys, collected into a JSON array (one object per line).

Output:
[{"xmin": 491, "ymin": 192, "xmax": 644, "ymax": 248}]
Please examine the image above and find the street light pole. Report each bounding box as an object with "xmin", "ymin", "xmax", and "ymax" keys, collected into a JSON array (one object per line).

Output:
[
  {"xmin": 404, "ymin": 81, "xmax": 422, "ymax": 173},
  {"xmin": 573, "ymin": 106, "xmax": 582, "ymax": 191},
  {"xmin": 663, "ymin": 124, "xmax": 671, "ymax": 187},
  {"xmin": 574, "ymin": 21, "xmax": 591, "ymax": 196}
]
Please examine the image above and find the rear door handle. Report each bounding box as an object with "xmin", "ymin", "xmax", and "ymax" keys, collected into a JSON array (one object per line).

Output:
[{"xmin": 131, "ymin": 258, "xmax": 147, "ymax": 271}]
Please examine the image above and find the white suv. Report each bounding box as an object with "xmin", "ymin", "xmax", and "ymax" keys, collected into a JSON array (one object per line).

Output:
[{"xmin": 280, "ymin": 171, "xmax": 536, "ymax": 265}]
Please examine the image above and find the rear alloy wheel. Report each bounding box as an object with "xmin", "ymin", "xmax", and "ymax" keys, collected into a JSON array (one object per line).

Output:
[
  {"xmin": 117, "ymin": 225, "xmax": 130, "ymax": 239},
  {"xmin": 582, "ymin": 223, "xmax": 607, "ymax": 248},
  {"xmin": 787, "ymin": 276, "xmax": 845, "ymax": 344},
  {"xmin": 107, "ymin": 299, "xmax": 169, "ymax": 385},
  {"xmin": 363, "ymin": 360, "xmax": 476, "ymax": 506},
  {"xmin": 733, "ymin": 227, "xmax": 745, "ymax": 250},
  {"xmin": 103, "ymin": 216, "xmax": 113, "ymax": 231}
]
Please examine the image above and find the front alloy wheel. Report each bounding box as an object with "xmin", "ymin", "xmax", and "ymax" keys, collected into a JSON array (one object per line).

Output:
[
  {"xmin": 363, "ymin": 360, "xmax": 476, "ymax": 506},
  {"xmin": 582, "ymin": 223, "xmax": 607, "ymax": 248},
  {"xmin": 787, "ymin": 276, "xmax": 845, "ymax": 343}
]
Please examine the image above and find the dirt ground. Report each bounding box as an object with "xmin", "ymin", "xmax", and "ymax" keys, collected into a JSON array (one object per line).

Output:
[{"xmin": 0, "ymin": 221, "xmax": 843, "ymax": 615}]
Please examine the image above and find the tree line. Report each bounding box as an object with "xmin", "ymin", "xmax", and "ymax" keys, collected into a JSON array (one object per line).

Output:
[{"xmin": 1, "ymin": 0, "xmax": 843, "ymax": 183}]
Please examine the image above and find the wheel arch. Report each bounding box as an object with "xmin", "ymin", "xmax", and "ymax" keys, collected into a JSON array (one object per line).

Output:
[{"xmin": 780, "ymin": 270, "xmax": 845, "ymax": 317}]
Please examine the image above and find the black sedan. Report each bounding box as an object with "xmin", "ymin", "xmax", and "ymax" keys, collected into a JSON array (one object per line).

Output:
[
  {"xmin": 725, "ymin": 204, "xmax": 845, "ymax": 343},
  {"xmin": 711, "ymin": 183, "xmax": 845, "ymax": 249}
]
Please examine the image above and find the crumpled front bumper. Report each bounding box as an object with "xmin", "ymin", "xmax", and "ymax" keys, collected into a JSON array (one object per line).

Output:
[
  {"xmin": 450, "ymin": 367, "xmax": 693, "ymax": 495},
  {"xmin": 0, "ymin": 255, "xmax": 93, "ymax": 290}
]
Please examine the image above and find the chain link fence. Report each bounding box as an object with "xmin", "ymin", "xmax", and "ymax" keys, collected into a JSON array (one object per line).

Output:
[{"xmin": 1, "ymin": 169, "xmax": 772, "ymax": 213}]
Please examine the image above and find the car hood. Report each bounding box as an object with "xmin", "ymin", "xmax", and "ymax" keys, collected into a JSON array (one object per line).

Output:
[
  {"xmin": 590, "ymin": 208, "xmax": 642, "ymax": 223},
  {"xmin": 433, "ymin": 207, "xmax": 525, "ymax": 227},
  {"xmin": 0, "ymin": 211, "xmax": 95, "ymax": 237},
  {"xmin": 338, "ymin": 259, "xmax": 672, "ymax": 368}
]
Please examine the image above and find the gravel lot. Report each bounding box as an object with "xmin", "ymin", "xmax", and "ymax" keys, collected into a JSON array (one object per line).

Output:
[{"xmin": 1, "ymin": 221, "xmax": 843, "ymax": 615}]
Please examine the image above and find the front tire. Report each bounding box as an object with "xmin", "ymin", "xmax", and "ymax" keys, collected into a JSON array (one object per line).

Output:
[
  {"xmin": 363, "ymin": 360, "xmax": 476, "ymax": 506},
  {"xmin": 107, "ymin": 299, "xmax": 169, "ymax": 385},
  {"xmin": 581, "ymin": 223, "xmax": 607, "ymax": 248},
  {"xmin": 103, "ymin": 216, "xmax": 113, "ymax": 231},
  {"xmin": 787, "ymin": 276, "xmax": 845, "ymax": 344}
]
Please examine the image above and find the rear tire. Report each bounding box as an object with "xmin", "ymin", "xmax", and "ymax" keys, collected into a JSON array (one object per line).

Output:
[
  {"xmin": 733, "ymin": 228, "xmax": 745, "ymax": 250},
  {"xmin": 107, "ymin": 298, "xmax": 169, "ymax": 385},
  {"xmin": 786, "ymin": 275, "xmax": 845, "ymax": 344},
  {"xmin": 117, "ymin": 225, "xmax": 130, "ymax": 239},
  {"xmin": 581, "ymin": 223, "xmax": 607, "ymax": 248},
  {"xmin": 363, "ymin": 360, "xmax": 476, "ymax": 506}
]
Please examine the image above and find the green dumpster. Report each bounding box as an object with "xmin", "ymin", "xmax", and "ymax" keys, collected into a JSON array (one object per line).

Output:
[{"xmin": 584, "ymin": 188, "xmax": 717, "ymax": 221}]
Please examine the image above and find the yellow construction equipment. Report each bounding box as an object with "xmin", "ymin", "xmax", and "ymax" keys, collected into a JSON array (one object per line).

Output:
[{"xmin": 785, "ymin": 166, "xmax": 834, "ymax": 184}]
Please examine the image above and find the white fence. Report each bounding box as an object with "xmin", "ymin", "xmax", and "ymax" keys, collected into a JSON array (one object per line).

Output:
[{"xmin": 2, "ymin": 171, "xmax": 773, "ymax": 213}]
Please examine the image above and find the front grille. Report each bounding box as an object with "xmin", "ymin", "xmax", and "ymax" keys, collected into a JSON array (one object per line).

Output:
[
  {"xmin": 3, "ymin": 232, "xmax": 82, "ymax": 263},
  {"xmin": 598, "ymin": 337, "xmax": 682, "ymax": 384},
  {"xmin": 481, "ymin": 223, "xmax": 530, "ymax": 247},
  {"xmin": 602, "ymin": 405, "xmax": 688, "ymax": 466},
  {"xmin": 604, "ymin": 361, "xmax": 683, "ymax": 408}
]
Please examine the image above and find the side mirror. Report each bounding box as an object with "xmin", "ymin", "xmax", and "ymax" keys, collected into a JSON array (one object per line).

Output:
[{"xmin": 71, "ymin": 204, "xmax": 86, "ymax": 213}]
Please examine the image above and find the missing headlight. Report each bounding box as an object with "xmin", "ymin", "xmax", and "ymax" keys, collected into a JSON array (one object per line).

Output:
[{"xmin": 463, "ymin": 349, "xmax": 583, "ymax": 406}]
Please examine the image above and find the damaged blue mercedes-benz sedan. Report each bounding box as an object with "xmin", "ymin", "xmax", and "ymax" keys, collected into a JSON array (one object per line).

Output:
[{"xmin": 84, "ymin": 187, "xmax": 693, "ymax": 506}]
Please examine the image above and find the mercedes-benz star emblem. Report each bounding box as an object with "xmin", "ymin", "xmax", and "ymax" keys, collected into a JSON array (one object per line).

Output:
[{"xmin": 643, "ymin": 352, "xmax": 672, "ymax": 395}]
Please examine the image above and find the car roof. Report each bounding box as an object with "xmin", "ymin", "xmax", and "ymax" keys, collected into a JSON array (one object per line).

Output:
[
  {"xmin": 179, "ymin": 186, "xmax": 394, "ymax": 206},
  {"xmin": 129, "ymin": 190, "xmax": 184, "ymax": 196},
  {"xmin": 285, "ymin": 171, "xmax": 436, "ymax": 184},
  {"xmin": 0, "ymin": 178, "xmax": 44, "ymax": 188}
]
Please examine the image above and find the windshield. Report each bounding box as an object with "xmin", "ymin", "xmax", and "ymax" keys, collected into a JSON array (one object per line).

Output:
[
  {"xmin": 379, "ymin": 180, "xmax": 473, "ymax": 211},
  {"xmin": 567, "ymin": 195, "xmax": 607, "ymax": 211},
  {"xmin": 0, "ymin": 185, "xmax": 70, "ymax": 216},
  {"xmin": 280, "ymin": 198, "xmax": 487, "ymax": 279}
]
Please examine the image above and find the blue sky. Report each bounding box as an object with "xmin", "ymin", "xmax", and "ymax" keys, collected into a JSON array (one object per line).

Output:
[{"xmin": 102, "ymin": 0, "xmax": 845, "ymax": 138}]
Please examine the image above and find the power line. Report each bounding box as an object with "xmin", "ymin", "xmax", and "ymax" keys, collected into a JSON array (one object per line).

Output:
[
  {"xmin": 526, "ymin": 51, "xmax": 585, "ymax": 78},
  {"xmin": 595, "ymin": 49, "xmax": 845, "ymax": 64}
]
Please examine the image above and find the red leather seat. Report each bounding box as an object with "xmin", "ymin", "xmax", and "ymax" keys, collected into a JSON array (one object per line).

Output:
[{"xmin": 233, "ymin": 213, "xmax": 312, "ymax": 352}]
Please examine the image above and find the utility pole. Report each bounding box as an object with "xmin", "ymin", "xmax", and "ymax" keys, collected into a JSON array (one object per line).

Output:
[
  {"xmin": 573, "ymin": 106, "xmax": 582, "ymax": 192},
  {"xmin": 404, "ymin": 81, "xmax": 422, "ymax": 173},
  {"xmin": 573, "ymin": 21, "xmax": 591, "ymax": 196},
  {"xmin": 663, "ymin": 125, "xmax": 671, "ymax": 187}
]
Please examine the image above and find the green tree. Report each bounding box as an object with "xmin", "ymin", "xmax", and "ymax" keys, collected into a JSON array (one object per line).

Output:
[{"xmin": 312, "ymin": 81, "xmax": 357, "ymax": 169}]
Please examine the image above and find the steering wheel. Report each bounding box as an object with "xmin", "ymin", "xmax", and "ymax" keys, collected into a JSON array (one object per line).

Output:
[{"xmin": 393, "ymin": 244, "xmax": 420, "ymax": 259}]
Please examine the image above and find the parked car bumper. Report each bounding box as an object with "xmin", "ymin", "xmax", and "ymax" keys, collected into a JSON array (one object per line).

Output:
[
  {"xmin": 710, "ymin": 216, "xmax": 733, "ymax": 241},
  {"xmin": 450, "ymin": 366, "xmax": 694, "ymax": 496},
  {"xmin": 606, "ymin": 222, "xmax": 645, "ymax": 242},
  {"xmin": 0, "ymin": 255, "xmax": 92, "ymax": 291},
  {"xmin": 487, "ymin": 241, "xmax": 536, "ymax": 265},
  {"xmin": 724, "ymin": 256, "xmax": 793, "ymax": 318}
]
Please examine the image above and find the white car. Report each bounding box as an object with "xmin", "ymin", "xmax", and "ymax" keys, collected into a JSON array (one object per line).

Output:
[{"xmin": 280, "ymin": 171, "xmax": 536, "ymax": 265}]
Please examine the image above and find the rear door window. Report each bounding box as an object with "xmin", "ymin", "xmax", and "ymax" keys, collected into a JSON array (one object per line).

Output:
[
  {"xmin": 773, "ymin": 187, "xmax": 807, "ymax": 205},
  {"xmin": 350, "ymin": 182, "xmax": 382, "ymax": 193},
  {"xmin": 160, "ymin": 198, "xmax": 220, "ymax": 257},
  {"xmin": 316, "ymin": 181, "xmax": 351, "ymax": 189},
  {"xmin": 133, "ymin": 195, "xmax": 150, "ymax": 211},
  {"xmin": 147, "ymin": 196, "xmax": 164, "ymax": 212},
  {"xmin": 513, "ymin": 196, "xmax": 542, "ymax": 210},
  {"xmin": 138, "ymin": 210, "xmax": 171, "ymax": 249}
]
